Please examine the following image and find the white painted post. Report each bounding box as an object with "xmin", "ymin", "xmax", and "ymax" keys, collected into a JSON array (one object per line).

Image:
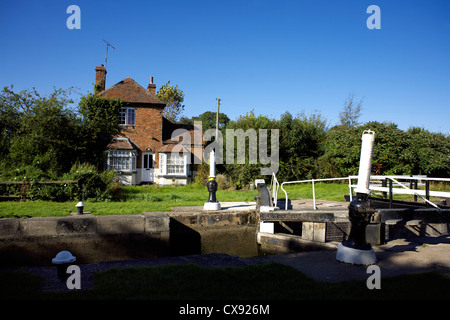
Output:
[
  {"xmin": 355, "ymin": 130, "xmax": 375, "ymax": 195},
  {"xmin": 209, "ymin": 150, "xmax": 215, "ymax": 178},
  {"xmin": 312, "ymin": 180, "xmax": 316, "ymax": 210}
]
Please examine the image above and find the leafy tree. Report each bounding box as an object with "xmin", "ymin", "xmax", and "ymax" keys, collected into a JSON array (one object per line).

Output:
[
  {"xmin": 277, "ymin": 111, "xmax": 328, "ymax": 181},
  {"xmin": 405, "ymin": 127, "xmax": 450, "ymax": 177},
  {"xmin": 0, "ymin": 86, "xmax": 127, "ymax": 180},
  {"xmin": 278, "ymin": 111, "xmax": 328, "ymax": 161},
  {"xmin": 0, "ymin": 86, "xmax": 23, "ymax": 147},
  {"xmin": 0, "ymin": 86, "xmax": 81, "ymax": 178},
  {"xmin": 368, "ymin": 121, "xmax": 410, "ymax": 175},
  {"xmin": 223, "ymin": 110, "xmax": 278, "ymax": 188},
  {"xmin": 156, "ymin": 81, "xmax": 185, "ymax": 122},
  {"xmin": 182, "ymin": 111, "xmax": 231, "ymax": 132},
  {"xmin": 339, "ymin": 94, "xmax": 363, "ymax": 128},
  {"xmin": 319, "ymin": 121, "xmax": 412, "ymax": 177},
  {"xmin": 78, "ymin": 93, "xmax": 124, "ymax": 168}
]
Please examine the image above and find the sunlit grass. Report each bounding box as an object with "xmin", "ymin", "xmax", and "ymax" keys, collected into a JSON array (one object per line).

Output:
[
  {"xmin": 279, "ymin": 182, "xmax": 350, "ymax": 202},
  {"xmin": 4, "ymin": 181, "xmax": 443, "ymax": 218},
  {"xmin": 0, "ymin": 184, "xmax": 259, "ymax": 218}
]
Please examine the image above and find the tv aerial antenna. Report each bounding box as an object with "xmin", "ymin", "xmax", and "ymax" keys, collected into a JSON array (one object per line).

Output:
[{"xmin": 103, "ymin": 39, "xmax": 116, "ymax": 68}]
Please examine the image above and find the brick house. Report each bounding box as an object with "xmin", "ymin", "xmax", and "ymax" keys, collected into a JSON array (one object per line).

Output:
[{"xmin": 94, "ymin": 64, "xmax": 203, "ymax": 185}]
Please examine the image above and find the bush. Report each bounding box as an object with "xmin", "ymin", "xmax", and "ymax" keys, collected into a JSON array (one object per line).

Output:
[
  {"xmin": 193, "ymin": 161, "xmax": 210, "ymax": 186},
  {"xmin": 64, "ymin": 163, "xmax": 117, "ymax": 201},
  {"xmin": 216, "ymin": 174, "xmax": 235, "ymax": 190}
]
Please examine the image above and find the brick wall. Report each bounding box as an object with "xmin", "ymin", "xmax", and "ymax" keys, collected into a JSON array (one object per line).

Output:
[
  {"xmin": 325, "ymin": 222, "xmax": 350, "ymax": 242},
  {"xmin": 120, "ymin": 104, "xmax": 164, "ymax": 169},
  {"xmin": 95, "ymin": 65, "xmax": 106, "ymax": 93}
]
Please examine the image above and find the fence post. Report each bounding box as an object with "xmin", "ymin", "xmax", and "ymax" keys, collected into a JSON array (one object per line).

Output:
[
  {"xmin": 388, "ymin": 179, "xmax": 393, "ymax": 208},
  {"xmin": 382, "ymin": 178, "xmax": 387, "ymax": 199},
  {"xmin": 414, "ymin": 179, "xmax": 418, "ymax": 202},
  {"xmin": 312, "ymin": 180, "xmax": 316, "ymax": 210}
]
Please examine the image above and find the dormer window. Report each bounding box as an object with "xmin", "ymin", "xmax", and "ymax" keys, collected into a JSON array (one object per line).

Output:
[{"xmin": 119, "ymin": 107, "xmax": 135, "ymax": 126}]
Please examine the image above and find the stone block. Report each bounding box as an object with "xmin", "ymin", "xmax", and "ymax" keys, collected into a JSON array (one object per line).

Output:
[
  {"xmin": 302, "ymin": 222, "xmax": 314, "ymax": 240},
  {"xmin": 302, "ymin": 222, "xmax": 326, "ymax": 242},
  {"xmin": 424, "ymin": 223, "xmax": 450, "ymax": 237},
  {"xmin": 143, "ymin": 212, "xmax": 170, "ymax": 233},
  {"xmin": 366, "ymin": 223, "xmax": 384, "ymax": 245},
  {"xmin": 313, "ymin": 222, "xmax": 326, "ymax": 242},
  {"xmin": 96, "ymin": 215, "xmax": 145, "ymax": 235},
  {"xmin": 56, "ymin": 217, "xmax": 97, "ymax": 235},
  {"xmin": 20, "ymin": 217, "xmax": 59, "ymax": 237},
  {"xmin": 0, "ymin": 219, "xmax": 20, "ymax": 238}
]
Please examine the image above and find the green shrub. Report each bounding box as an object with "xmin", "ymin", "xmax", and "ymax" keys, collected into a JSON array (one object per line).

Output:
[{"xmin": 64, "ymin": 162, "xmax": 117, "ymax": 201}]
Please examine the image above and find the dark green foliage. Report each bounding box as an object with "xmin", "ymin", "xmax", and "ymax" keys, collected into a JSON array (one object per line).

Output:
[
  {"xmin": 1, "ymin": 84, "xmax": 449, "ymax": 199},
  {"xmin": 182, "ymin": 106, "xmax": 449, "ymax": 189},
  {"xmin": 0, "ymin": 86, "xmax": 82, "ymax": 176},
  {"xmin": 181, "ymin": 110, "xmax": 230, "ymax": 132},
  {"xmin": 77, "ymin": 93, "xmax": 124, "ymax": 169},
  {"xmin": 222, "ymin": 110, "xmax": 279, "ymax": 188},
  {"xmin": 320, "ymin": 122, "xmax": 450, "ymax": 178},
  {"xmin": 63, "ymin": 162, "xmax": 117, "ymax": 201},
  {"xmin": 405, "ymin": 127, "xmax": 450, "ymax": 177},
  {"xmin": 0, "ymin": 86, "xmax": 123, "ymax": 199}
]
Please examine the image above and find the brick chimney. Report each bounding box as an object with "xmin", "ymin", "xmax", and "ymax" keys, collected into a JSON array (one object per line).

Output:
[
  {"xmin": 95, "ymin": 64, "xmax": 107, "ymax": 94},
  {"xmin": 147, "ymin": 77, "xmax": 156, "ymax": 95}
]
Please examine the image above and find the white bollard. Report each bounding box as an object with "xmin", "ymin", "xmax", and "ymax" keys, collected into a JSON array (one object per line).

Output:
[
  {"xmin": 354, "ymin": 130, "xmax": 375, "ymax": 195},
  {"xmin": 209, "ymin": 150, "xmax": 216, "ymax": 178}
]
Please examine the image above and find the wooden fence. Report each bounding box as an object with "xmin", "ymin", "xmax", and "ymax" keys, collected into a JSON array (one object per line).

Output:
[{"xmin": 0, "ymin": 180, "xmax": 79, "ymax": 200}]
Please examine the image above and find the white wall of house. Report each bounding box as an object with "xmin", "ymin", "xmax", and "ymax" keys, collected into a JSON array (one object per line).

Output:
[
  {"xmin": 111, "ymin": 152, "xmax": 193, "ymax": 186},
  {"xmin": 155, "ymin": 175, "xmax": 191, "ymax": 186},
  {"xmin": 117, "ymin": 172, "xmax": 137, "ymax": 186}
]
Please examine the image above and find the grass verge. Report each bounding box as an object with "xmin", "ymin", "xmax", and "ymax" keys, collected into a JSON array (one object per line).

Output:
[
  {"xmin": 0, "ymin": 181, "xmax": 442, "ymax": 218},
  {"xmin": 0, "ymin": 183, "xmax": 350, "ymax": 218}
]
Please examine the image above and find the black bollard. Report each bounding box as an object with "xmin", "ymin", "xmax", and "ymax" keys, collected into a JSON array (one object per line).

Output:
[
  {"xmin": 336, "ymin": 193, "xmax": 377, "ymax": 265},
  {"xmin": 203, "ymin": 178, "xmax": 221, "ymax": 210},
  {"xmin": 206, "ymin": 178, "xmax": 218, "ymax": 203},
  {"xmin": 343, "ymin": 193, "xmax": 374, "ymax": 250},
  {"xmin": 337, "ymin": 129, "xmax": 377, "ymax": 265}
]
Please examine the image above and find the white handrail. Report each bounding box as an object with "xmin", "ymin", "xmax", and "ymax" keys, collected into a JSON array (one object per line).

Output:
[
  {"xmin": 365, "ymin": 175, "xmax": 449, "ymax": 209},
  {"xmin": 388, "ymin": 177, "xmax": 439, "ymax": 208},
  {"xmin": 369, "ymin": 175, "xmax": 450, "ymax": 182},
  {"xmin": 281, "ymin": 175, "xmax": 449, "ymax": 210},
  {"xmin": 270, "ymin": 172, "xmax": 280, "ymax": 206},
  {"xmin": 281, "ymin": 177, "xmax": 352, "ymax": 210}
]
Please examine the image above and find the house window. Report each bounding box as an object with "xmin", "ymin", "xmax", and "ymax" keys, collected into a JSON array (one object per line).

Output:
[
  {"xmin": 107, "ymin": 150, "xmax": 137, "ymax": 172},
  {"xmin": 160, "ymin": 153, "xmax": 187, "ymax": 176},
  {"xmin": 119, "ymin": 107, "xmax": 135, "ymax": 126},
  {"xmin": 167, "ymin": 153, "xmax": 185, "ymax": 175}
]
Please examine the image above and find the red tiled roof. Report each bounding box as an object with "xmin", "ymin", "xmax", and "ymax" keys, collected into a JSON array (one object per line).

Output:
[
  {"xmin": 107, "ymin": 137, "xmax": 140, "ymax": 150},
  {"xmin": 158, "ymin": 144, "xmax": 190, "ymax": 153},
  {"xmin": 99, "ymin": 77, "xmax": 165, "ymax": 106}
]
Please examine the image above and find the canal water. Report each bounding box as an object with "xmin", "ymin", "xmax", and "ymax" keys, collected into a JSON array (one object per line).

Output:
[{"xmin": 0, "ymin": 224, "xmax": 259, "ymax": 267}]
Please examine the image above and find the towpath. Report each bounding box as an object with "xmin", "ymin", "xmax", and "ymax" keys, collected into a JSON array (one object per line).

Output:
[{"xmin": 9, "ymin": 235, "xmax": 449, "ymax": 292}]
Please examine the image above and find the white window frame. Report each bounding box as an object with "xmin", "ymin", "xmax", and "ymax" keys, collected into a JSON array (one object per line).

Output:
[
  {"xmin": 118, "ymin": 107, "xmax": 135, "ymax": 126},
  {"xmin": 107, "ymin": 150, "xmax": 137, "ymax": 172},
  {"xmin": 159, "ymin": 152, "xmax": 188, "ymax": 176}
]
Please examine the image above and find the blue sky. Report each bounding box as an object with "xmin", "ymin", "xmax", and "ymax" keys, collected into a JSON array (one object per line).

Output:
[{"xmin": 1, "ymin": 0, "xmax": 449, "ymax": 133}]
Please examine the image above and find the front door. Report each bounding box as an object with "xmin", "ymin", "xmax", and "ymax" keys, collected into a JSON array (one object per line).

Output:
[{"xmin": 141, "ymin": 152, "xmax": 154, "ymax": 182}]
